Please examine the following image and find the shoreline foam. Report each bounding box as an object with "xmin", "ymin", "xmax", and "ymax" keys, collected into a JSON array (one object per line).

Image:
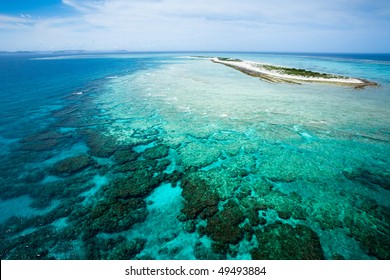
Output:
[{"xmin": 211, "ymin": 57, "xmax": 378, "ymax": 88}]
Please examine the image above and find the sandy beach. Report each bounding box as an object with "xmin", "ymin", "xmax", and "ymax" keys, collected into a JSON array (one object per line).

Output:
[{"xmin": 211, "ymin": 57, "xmax": 378, "ymax": 88}]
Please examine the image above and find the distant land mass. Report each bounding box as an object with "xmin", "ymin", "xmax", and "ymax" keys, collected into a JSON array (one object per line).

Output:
[{"xmin": 0, "ymin": 50, "xmax": 132, "ymax": 55}]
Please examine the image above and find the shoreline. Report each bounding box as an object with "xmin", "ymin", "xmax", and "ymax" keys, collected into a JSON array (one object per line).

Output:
[{"xmin": 211, "ymin": 57, "xmax": 378, "ymax": 88}]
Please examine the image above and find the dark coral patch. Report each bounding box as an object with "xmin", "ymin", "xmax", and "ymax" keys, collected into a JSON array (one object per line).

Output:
[
  {"xmin": 204, "ymin": 201, "xmax": 245, "ymax": 245},
  {"xmin": 343, "ymin": 168, "xmax": 390, "ymax": 190},
  {"xmin": 51, "ymin": 155, "xmax": 95, "ymax": 175},
  {"xmin": 85, "ymin": 236, "xmax": 146, "ymax": 260},
  {"xmin": 19, "ymin": 130, "xmax": 73, "ymax": 152},
  {"xmin": 251, "ymin": 223, "xmax": 324, "ymax": 260},
  {"xmin": 84, "ymin": 198, "xmax": 148, "ymax": 235},
  {"xmin": 114, "ymin": 149, "xmax": 139, "ymax": 164},
  {"xmin": 81, "ymin": 129, "xmax": 118, "ymax": 157},
  {"xmin": 344, "ymin": 205, "xmax": 390, "ymax": 259},
  {"xmin": 107, "ymin": 170, "xmax": 161, "ymax": 199},
  {"xmin": 143, "ymin": 144, "xmax": 170, "ymax": 160},
  {"xmin": 180, "ymin": 173, "xmax": 220, "ymax": 220}
]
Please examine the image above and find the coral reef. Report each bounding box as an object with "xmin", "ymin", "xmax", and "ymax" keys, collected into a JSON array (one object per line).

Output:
[
  {"xmin": 251, "ymin": 223, "xmax": 324, "ymax": 259},
  {"xmin": 51, "ymin": 155, "xmax": 95, "ymax": 175}
]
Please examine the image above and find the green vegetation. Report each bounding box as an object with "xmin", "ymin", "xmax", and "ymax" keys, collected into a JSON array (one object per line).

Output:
[
  {"xmin": 217, "ymin": 57, "xmax": 242, "ymax": 62},
  {"xmin": 262, "ymin": 64, "xmax": 341, "ymax": 79}
]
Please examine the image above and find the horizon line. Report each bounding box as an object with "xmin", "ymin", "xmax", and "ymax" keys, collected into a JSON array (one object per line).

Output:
[{"xmin": 1, "ymin": 50, "xmax": 390, "ymax": 55}]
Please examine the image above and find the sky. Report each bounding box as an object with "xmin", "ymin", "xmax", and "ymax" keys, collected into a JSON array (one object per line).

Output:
[{"xmin": 0, "ymin": 0, "xmax": 389, "ymax": 52}]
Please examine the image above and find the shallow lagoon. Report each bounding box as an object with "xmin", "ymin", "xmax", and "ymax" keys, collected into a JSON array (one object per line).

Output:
[{"xmin": 0, "ymin": 53, "xmax": 389, "ymax": 259}]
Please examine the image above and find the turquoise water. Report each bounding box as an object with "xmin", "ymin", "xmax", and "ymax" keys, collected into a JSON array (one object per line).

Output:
[{"xmin": 0, "ymin": 52, "xmax": 389, "ymax": 259}]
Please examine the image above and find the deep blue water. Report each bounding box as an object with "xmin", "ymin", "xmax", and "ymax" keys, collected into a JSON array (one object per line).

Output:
[
  {"xmin": 0, "ymin": 54, "xmax": 162, "ymax": 139},
  {"xmin": 259, "ymin": 52, "xmax": 390, "ymax": 62}
]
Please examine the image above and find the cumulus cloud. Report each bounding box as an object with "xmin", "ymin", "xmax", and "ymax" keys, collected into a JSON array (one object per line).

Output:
[{"xmin": 0, "ymin": 0, "xmax": 389, "ymax": 52}]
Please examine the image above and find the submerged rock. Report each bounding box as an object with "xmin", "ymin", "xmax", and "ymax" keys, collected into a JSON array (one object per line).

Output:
[
  {"xmin": 20, "ymin": 139, "xmax": 59, "ymax": 151},
  {"xmin": 312, "ymin": 204, "xmax": 344, "ymax": 230},
  {"xmin": 85, "ymin": 198, "xmax": 148, "ymax": 234},
  {"xmin": 343, "ymin": 167, "xmax": 390, "ymax": 190},
  {"xmin": 180, "ymin": 173, "xmax": 220, "ymax": 220},
  {"xmin": 344, "ymin": 205, "xmax": 390, "ymax": 259},
  {"xmin": 247, "ymin": 207, "xmax": 261, "ymax": 226},
  {"xmin": 183, "ymin": 220, "xmax": 197, "ymax": 233},
  {"xmin": 251, "ymin": 223, "xmax": 324, "ymax": 260},
  {"xmin": 155, "ymin": 158, "xmax": 171, "ymax": 172},
  {"xmin": 3, "ymin": 227, "xmax": 57, "ymax": 259},
  {"xmin": 30, "ymin": 176, "xmax": 93, "ymax": 208},
  {"xmin": 115, "ymin": 158, "xmax": 156, "ymax": 173},
  {"xmin": 211, "ymin": 242, "xmax": 229, "ymax": 258},
  {"xmin": 199, "ymin": 206, "xmax": 219, "ymax": 219},
  {"xmin": 19, "ymin": 130, "xmax": 72, "ymax": 152},
  {"xmin": 51, "ymin": 155, "xmax": 94, "ymax": 175},
  {"xmin": 143, "ymin": 144, "xmax": 169, "ymax": 160},
  {"xmin": 114, "ymin": 149, "xmax": 138, "ymax": 164},
  {"xmin": 23, "ymin": 171, "xmax": 46, "ymax": 184},
  {"xmin": 204, "ymin": 201, "xmax": 245, "ymax": 245},
  {"xmin": 107, "ymin": 170, "xmax": 161, "ymax": 199},
  {"xmin": 81, "ymin": 129, "xmax": 118, "ymax": 157},
  {"xmin": 164, "ymin": 170, "xmax": 183, "ymax": 186},
  {"xmin": 183, "ymin": 168, "xmax": 239, "ymax": 201},
  {"xmin": 84, "ymin": 235, "xmax": 146, "ymax": 260},
  {"xmin": 108, "ymin": 238, "xmax": 146, "ymax": 260}
]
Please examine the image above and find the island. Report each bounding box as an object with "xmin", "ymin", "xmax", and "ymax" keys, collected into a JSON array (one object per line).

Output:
[{"xmin": 211, "ymin": 57, "xmax": 378, "ymax": 89}]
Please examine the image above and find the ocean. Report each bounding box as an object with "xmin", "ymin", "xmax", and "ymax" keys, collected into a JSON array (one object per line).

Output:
[{"xmin": 0, "ymin": 52, "xmax": 389, "ymax": 260}]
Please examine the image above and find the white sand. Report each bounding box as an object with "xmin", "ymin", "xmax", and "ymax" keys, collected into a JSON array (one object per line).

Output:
[{"xmin": 211, "ymin": 58, "xmax": 368, "ymax": 85}]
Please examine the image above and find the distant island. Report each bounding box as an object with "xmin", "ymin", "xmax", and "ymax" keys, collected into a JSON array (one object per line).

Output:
[
  {"xmin": 0, "ymin": 49, "xmax": 132, "ymax": 56},
  {"xmin": 210, "ymin": 57, "xmax": 378, "ymax": 89}
]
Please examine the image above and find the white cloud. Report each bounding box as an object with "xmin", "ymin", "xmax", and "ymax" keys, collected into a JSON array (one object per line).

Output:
[
  {"xmin": 62, "ymin": 0, "xmax": 103, "ymax": 13},
  {"xmin": 0, "ymin": 0, "xmax": 389, "ymax": 52}
]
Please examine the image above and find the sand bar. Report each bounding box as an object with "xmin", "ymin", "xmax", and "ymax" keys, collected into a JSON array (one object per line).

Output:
[{"xmin": 211, "ymin": 57, "xmax": 378, "ymax": 88}]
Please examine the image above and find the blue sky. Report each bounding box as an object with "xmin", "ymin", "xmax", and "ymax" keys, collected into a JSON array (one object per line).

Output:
[{"xmin": 0, "ymin": 0, "xmax": 389, "ymax": 52}]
